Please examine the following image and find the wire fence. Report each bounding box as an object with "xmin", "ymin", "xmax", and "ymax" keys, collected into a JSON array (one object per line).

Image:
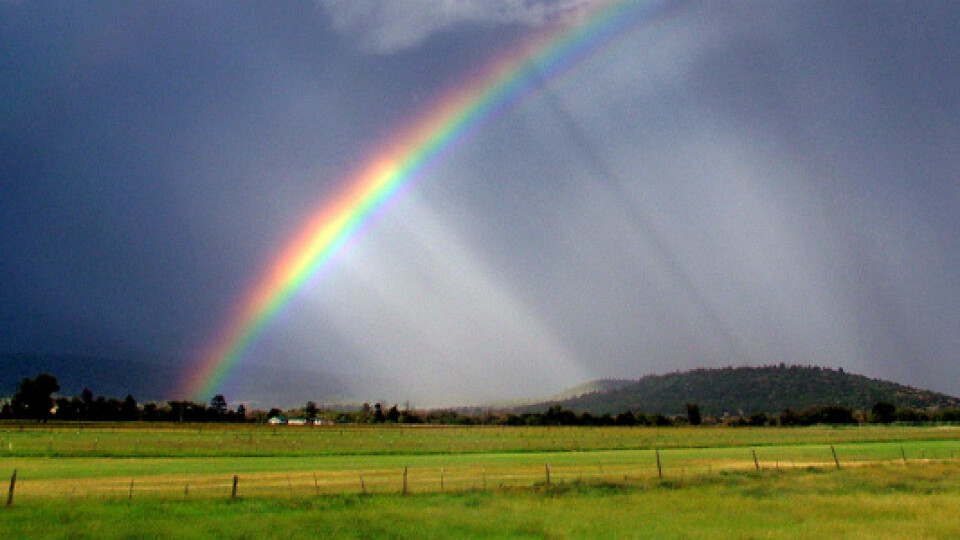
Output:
[{"xmin": 6, "ymin": 442, "xmax": 960, "ymax": 505}]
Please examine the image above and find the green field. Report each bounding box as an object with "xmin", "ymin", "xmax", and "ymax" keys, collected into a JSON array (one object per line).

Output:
[{"xmin": 2, "ymin": 423, "xmax": 960, "ymax": 537}]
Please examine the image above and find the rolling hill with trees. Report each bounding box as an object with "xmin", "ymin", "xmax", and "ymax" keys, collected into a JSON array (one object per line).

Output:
[{"xmin": 520, "ymin": 365, "xmax": 960, "ymax": 417}]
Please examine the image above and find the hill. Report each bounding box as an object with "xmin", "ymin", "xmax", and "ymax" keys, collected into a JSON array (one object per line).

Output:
[
  {"xmin": 520, "ymin": 365, "xmax": 960, "ymax": 416},
  {"xmin": 547, "ymin": 378, "xmax": 637, "ymax": 401}
]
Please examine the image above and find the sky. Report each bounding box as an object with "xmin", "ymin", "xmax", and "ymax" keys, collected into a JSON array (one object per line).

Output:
[{"xmin": 2, "ymin": 0, "xmax": 959, "ymax": 407}]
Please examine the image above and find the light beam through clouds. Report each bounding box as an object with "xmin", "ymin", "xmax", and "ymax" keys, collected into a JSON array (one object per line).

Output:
[{"xmin": 302, "ymin": 193, "xmax": 588, "ymax": 405}]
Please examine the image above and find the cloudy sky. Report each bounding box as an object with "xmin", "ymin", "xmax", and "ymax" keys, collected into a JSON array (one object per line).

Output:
[{"xmin": 2, "ymin": 1, "xmax": 959, "ymax": 406}]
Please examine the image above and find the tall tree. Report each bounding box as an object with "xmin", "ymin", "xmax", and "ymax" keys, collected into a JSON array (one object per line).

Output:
[
  {"xmin": 360, "ymin": 402, "xmax": 372, "ymax": 423},
  {"xmin": 121, "ymin": 395, "xmax": 140, "ymax": 421},
  {"xmin": 11, "ymin": 373, "xmax": 60, "ymax": 421},
  {"xmin": 386, "ymin": 404, "xmax": 400, "ymax": 423},
  {"xmin": 80, "ymin": 388, "xmax": 95, "ymax": 420},
  {"xmin": 686, "ymin": 403, "xmax": 702, "ymax": 426},
  {"xmin": 305, "ymin": 401, "xmax": 319, "ymax": 419},
  {"xmin": 871, "ymin": 401, "xmax": 896, "ymax": 423},
  {"xmin": 210, "ymin": 394, "xmax": 228, "ymax": 415}
]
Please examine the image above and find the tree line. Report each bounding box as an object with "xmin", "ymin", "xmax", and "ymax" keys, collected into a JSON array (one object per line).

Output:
[
  {"xmin": 332, "ymin": 401, "xmax": 960, "ymax": 427},
  {"xmin": 4, "ymin": 373, "xmax": 960, "ymax": 426},
  {"xmin": 0, "ymin": 374, "xmax": 245, "ymax": 423}
]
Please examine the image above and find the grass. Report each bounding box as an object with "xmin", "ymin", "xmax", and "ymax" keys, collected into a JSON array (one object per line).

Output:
[
  {"xmin": 3, "ymin": 464, "xmax": 960, "ymax": 538},
  {"xmin": 3, "ymin": 423, "xmax": 960, "ymax": 537},
  {"xmin": 6, "ymin": 440, "xmax": 960, "ymax": 500},
  {"xmin": 3, "ymin": 422, "xmax": 959, "ymax": 457}
]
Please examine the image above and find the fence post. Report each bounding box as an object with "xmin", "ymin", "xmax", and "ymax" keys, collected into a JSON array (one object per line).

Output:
[
  {"xmin": 752, "ymin": 449, "xmax": 760, "ymax": 471},
  {"xmin": 402, "ymin": 467, "xmax": 408, "ymax": 495},
  {"xmin": 314, "ymin": 473, "xmax": 319, "ymax": 496},
  {"xmin": 545, "ymin": 463, "xmax": 551, "ymax": 487},
  {"xmin": 440, "ymin": 468, "xmax": 444, "ymax": 492},
  {"xmin": 901, "ymin": 446, "xmax": 907, "ymax": 464},
  {"xmin": 830, "ymin": 445, "xmax": 840, "ymax": 470},
  {"xmin": 128, "ymin": 478, "xmax": 134, "ymax": 502},
  {"xmin": 360, "ymin": 473, "xmax": 366, "ymax": 494},
  {"xmin": 232, "ymin": 475, "xmax": 239, "ymax": 499},
  {"xmin": 656, "ymin": 449, "xmax": 663, "ymax": 480},
  {"xmin": 7, "ymin": 470, "xmax": 16, "ymax": 507}
]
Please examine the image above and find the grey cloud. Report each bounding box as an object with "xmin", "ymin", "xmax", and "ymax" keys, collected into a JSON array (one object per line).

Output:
[
  {"xmin": 4, "ymin": 1, "xmax": 959, "ymax": 407},
  {"xmin": 318, "ymin": 0, "xmax": 603, "ymax": 54}
]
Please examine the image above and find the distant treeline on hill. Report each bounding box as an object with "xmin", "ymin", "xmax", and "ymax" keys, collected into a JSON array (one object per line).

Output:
[{"xmin": 521, "ymin": 364, "xmax": 960, "ymax": 416}]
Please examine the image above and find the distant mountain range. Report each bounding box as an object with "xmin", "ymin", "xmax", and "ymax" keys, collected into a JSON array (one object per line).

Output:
[{"xmin": 518, "ymin": 365, "xmax": 960, "ymax": 416}]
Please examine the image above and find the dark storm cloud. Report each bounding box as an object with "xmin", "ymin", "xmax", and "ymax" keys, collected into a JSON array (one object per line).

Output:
[{"xmin": 2, "ymin": 1, "xmax": 959, "ymax": 405}]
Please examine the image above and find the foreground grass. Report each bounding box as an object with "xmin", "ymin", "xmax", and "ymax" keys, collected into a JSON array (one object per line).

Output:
[
  {"xmin": 3, "ymin": 425, "xmax": 960, "ymax": 537},
  {"xmin": 3, "ymin": 463, "xmax": 960, "ymax": 538}
]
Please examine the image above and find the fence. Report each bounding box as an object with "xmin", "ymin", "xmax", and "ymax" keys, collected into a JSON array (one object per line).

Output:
[{"xmin": 5, "ymin": 442, "xmax": 959, "ymax": 505}]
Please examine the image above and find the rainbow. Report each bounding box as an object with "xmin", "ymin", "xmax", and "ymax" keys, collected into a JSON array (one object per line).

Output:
[{"xmin": 183, "ymin": 0, "xmax": 671, "ymax": 400}]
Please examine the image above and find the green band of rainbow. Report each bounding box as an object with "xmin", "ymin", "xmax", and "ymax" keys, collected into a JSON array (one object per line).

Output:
[{"xmin": 182, "ymin": 0, "xmax": 669, "ymax": 401}]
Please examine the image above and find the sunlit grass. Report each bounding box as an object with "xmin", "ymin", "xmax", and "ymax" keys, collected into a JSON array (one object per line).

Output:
[
  {"xmin": 3, "ymin": 423, "xmax": 960, "ymax": 537},
  {"xmin": 2, "ymin": 429, "xmax": 960, "ymax": 502},
  {"xmin": 2, "ymin": 422, "xmax": 958, "ymax": 458},
  {"xmin": 3, "ymin": 463, "xmax": 960, "ymax": 538}
]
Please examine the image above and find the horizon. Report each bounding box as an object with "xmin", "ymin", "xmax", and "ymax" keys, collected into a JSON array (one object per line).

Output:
[{"xmin": 4, "ymin": 356, "xmax": 958, "ymax": 412}]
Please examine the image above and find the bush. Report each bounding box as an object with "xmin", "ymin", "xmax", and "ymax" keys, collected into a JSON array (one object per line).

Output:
[{"xmin": 871, "ymin": 401, "xmax": 896, "ymax": 423}]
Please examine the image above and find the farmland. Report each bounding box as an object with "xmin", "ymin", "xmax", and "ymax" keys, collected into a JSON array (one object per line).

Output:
[{"xmin": 3, "ymin": 423, "xmax": 960, "ymax": 537}]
